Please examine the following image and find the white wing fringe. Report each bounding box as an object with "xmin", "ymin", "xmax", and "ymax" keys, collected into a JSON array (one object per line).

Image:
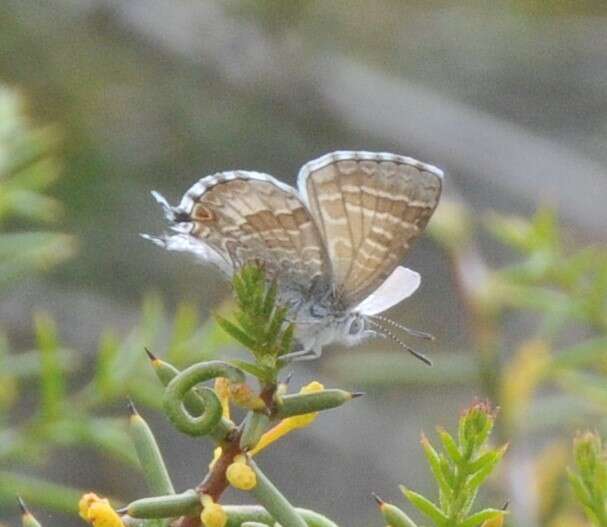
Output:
[
  {"xmin": 141, "ymin": 192, "xmax": 231, "ymax": 274},
  {"xmin": 355, "ymin": 266, "xmax": 421, "ymax": 315}
]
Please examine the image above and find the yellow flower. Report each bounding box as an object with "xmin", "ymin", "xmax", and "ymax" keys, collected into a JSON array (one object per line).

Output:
[
  {"xmin": 481, "ymin": 512, "xmax": 505, "ymax": 527},
  {"xmin": 79, "ymin": 493, "xmax": 123, "ymax": 527},
  {"xmin": 214, "ymin": 377, "xmax": 231, "ymax": 419},
  {"xmin": 249, "ymin": 381, "xmax": 324, "ymax": 456},
  {"xmin": 226, "ymin": 454, "xmax": 257, "ymax": 490},
  {"xmin": 87, "ymin": 502, "xmax": 124, "ymax": 527},
  {"xmin": 79, "ymin": 493, "xmax": 103, "ymax": 520},
  {"xmin": 228, "ymin": 382, "xmax": 266, "ymax": 411},
  {"xmin": 200, "ymin": 495, "xmax": 227, "ymax": 527}
]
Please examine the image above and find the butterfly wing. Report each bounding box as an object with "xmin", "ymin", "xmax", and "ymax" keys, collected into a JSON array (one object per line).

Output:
[
  {"xmin": 298, "ymin": 151, "xmax": 442, "ymax": 308},
  {"xmin": 147, "ymin": 171, "xmax": 331, "ymax": 296},
  {"xmin": 354, "ymin": 266, "xmax": 420, "ymax": 315}
]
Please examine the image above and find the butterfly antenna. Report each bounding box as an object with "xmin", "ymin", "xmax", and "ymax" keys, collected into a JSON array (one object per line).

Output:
[
  {"xmin": 367, "ymin": 319, "xmax": 432, "ymax": 366},
  {"xmin": 371, "ymin": 315, "xmax": 435, "ymax": 341}
]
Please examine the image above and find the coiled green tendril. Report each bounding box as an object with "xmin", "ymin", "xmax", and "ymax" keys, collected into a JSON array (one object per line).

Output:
[{"xmin": 163, "ymin": 361, "xmax": 244, "ymax": 437}]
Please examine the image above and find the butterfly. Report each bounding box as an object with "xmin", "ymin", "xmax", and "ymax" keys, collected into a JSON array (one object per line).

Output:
[{"xmin": 143, "ymin": 151, "xmax": 443, "ymax": 362}]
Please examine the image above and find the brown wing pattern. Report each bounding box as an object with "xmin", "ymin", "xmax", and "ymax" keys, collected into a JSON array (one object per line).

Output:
[
  {"xmin": 171, "ymin": 171, "xmax": 330, "ymax": 293},
  {"xmin": 299, "ymin": 152, "xmax": 442, "ymax": 308}
]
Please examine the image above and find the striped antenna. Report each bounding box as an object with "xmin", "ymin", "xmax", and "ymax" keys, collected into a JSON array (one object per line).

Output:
[
  {"xmin": 371, "ymin": 315, "xmax": 435, "ymax": 341},
  {"xmin": 367, "ymin": 319, "xmax": 432, "ymax": 366}
]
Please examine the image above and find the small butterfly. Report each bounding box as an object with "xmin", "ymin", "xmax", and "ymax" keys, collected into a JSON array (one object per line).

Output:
[{"xmin": 144, "ymin": 151, "xmax": 443, "ymax": 362}]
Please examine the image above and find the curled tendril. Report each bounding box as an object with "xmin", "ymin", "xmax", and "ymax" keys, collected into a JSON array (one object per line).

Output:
[{"xmin": 163, "ymin": 361, "xmax": 245, "ymax": 437}]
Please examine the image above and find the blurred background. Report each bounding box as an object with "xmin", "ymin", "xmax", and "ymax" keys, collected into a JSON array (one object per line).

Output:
[{"xmin": 1, "ymin": 1, "xmax": 607, "ymax": 526}]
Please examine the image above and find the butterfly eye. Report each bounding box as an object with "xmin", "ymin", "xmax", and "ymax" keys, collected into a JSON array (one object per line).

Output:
[{"xmin": 348, "ymin": 318, "xmax": 364, "ymax": 336}]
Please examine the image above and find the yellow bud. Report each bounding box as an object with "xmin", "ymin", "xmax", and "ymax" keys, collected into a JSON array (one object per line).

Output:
[
  {"xmin": 283, "ymin": 382, "xmax": 325, "ymax": 428},
  {"xmin": 226, "ymin": 455, "xmax": 257, "ymax": 490},
  {"xmin": 481, "ymin": 512, "xmax": 504, "ymax": 527},
  {"xmin": 248, "ymin": 381, "xmax": 326, "ymax": 456},
  {"xmin": 87, "ymin": 501, "xmax": 124, "ymax": 527},
  {"xmin": 287, "ymin": 412, "xmax": 316, "ymax": 428},
  {"xmin": 300, "ymin": 381, "xmax": 324, "ymax": 395},
  {"xmin": 79, "ymin": 493, "xmax": 105, "ymax": 521},
  {"xmin": 229, "ymin": 382, "xmax": 266, "ymax": 411},
  {"xmin": 214, "ymin": 377, "xmax": 231, "ymax": 419},
  {"xmin": 285, "ymin": 381, "xmax": 325, "ymax": 428},
  {"xmin": 200, "ymin": 495, "xmax": 227, "ymax": 527}
]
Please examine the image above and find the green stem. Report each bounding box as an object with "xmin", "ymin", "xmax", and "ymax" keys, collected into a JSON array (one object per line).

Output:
[
  {"xmin": 223, "ymin": 505, "xmax": 339, "ymax": 527},
  {"xmin": 276, "ymin": 390, "xmax": 357, "ymax": 418},
  {"xmin": 248, "ymin": 460, "xmax": 307, "ymax": 527},
  {"xmin": 128, "ymin": 402, "xmax": 175, "ymax": 495},
  {"xmin": 127, "ymin": 490, "xmax": 200, "ymax": 519}
]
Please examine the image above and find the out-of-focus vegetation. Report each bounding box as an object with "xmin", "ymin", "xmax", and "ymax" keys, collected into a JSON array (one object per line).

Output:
[
  {"xmin": 22, "ymin": 268, "xmax": 508, "ymax": 527},
  {"xmin": 0, "ymin": 86, "xmax": 75, "ymax": 287},
  {"xmin": 0, "ymin": 290, "xmax": 234, "ymax": 512},
  {"xmin": 569, "ymin": 431, "xmax": 607, "ymax": 527},
  {"xmin": 330, "ymin": 200, "xmax": 607, "ymax": 526},
  {"xmin": 379, "ymin": 401, "xmax": 507, "ymax": 527},
  {"xmin": 0, "ymin": 84, "xmax": 237, "ymax": 513}
]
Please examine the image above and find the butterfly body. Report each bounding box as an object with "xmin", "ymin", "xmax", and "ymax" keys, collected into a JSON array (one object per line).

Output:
[{"xmin": 145, "ymin": 151, "xmax": 443, "ymax": 360}]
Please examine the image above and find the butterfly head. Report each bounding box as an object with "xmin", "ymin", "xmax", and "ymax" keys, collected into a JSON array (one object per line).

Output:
[
  {"xmin": 294, "ymin": 303, "xmax": 372, "ymax": 350},
  {"xmin": 341, "ymin": 312, "xmax": 372, "ymax": 345}
]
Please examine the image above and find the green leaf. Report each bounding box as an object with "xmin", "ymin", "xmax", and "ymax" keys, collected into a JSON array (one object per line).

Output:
[
  {"xmin": 129, "ymin": 405, "xmax": 175, "ymax": 495},
  {"xmin": 379, "ymin": 501, "xmax": 419, "ymax": 527},
  {"xmin": 567, "ymin": 469, "xmax": 593, "ymax": 509},
  {"xmin": 466, "ymin": 446, "xmax": 506, "ymax": 491},
  {"xmin": 459, "ymin": 509, "xmax": 504, "ymax": 527},
  {"xmin": 229, "ymin": 360, "xmax": 274, "ymax": 383},
  {"xmin": 0, "ymin": 471, "xmax": 85, "ymax": 513},
  {"xmin": 468, "ymin": 448, "xmax": 503, "ymax": 474},
  {"xmin": 437, "ymin": 427, "xmax": 462, "ymax": 464},
  {"xmin": 215, "ymin": 314, "xmax": 258, "ymax": 350},
  {"xmin": 95, "ymin": 330, "xmax": 120, "ymax": 396},
  {"xmin": 34, "ymin": 312, "xmax": 64, "ymax": 419},
  {"xmin": 400, "ymin": 486, "xmax": 447, "ymax": 526},
  {"xmin": 420, "ymin": 434, "xmax": 452, "ymax": 499},
  {"xmin": 265, "ymin": 306, "xmax": 287, "ymax": 351},
  {"xmin": 262, "ymin": 280, "xmax": 277, "ymax": 318},
  {"xmin": 279, "ymin": 323, "xmax": 295, "ymax": 357}
]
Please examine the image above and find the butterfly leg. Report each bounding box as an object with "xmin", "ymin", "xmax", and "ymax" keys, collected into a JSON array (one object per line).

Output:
[
  {"xmin": 281, "ymin": 343, "xmax": 323, "ymax": 362},
  {"xmin": 297, "ymin": 344, "xmax": 323, "ymax": 361}
]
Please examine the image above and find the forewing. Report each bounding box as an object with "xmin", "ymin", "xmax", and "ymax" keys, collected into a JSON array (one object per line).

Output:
[
  {"xmin": 149, "ymin": 171, "xmax": 331, "ymax": 295},
  {"xmin": 298, "ymin": 151, "xmax": 442, "ymax": 308}
]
